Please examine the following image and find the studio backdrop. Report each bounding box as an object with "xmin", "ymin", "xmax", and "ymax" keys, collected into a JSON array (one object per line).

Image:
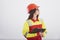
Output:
[{"xmin": 0, "ymin": 0, "xmax": 60, "ymax": 40}]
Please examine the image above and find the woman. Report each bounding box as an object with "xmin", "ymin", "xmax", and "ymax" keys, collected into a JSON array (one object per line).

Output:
[{"xmin": 22, "ymin": 3, "xmax": 47, "ymax": 40}]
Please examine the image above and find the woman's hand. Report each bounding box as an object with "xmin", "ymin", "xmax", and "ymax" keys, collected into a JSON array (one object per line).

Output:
[{"xmin": 39, "ymin": 32, "xmax": 44, "ymax": 37}]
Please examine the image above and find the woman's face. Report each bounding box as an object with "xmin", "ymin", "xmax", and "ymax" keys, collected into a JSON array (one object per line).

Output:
[{"xmin": 34, "ymin": 9, "xmax": 40, "ymax": 16}]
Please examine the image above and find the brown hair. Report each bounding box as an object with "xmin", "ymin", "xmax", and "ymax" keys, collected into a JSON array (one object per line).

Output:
[{"xmin": 27, "ymin": 8, "xmax": 39, "ymax": 20}]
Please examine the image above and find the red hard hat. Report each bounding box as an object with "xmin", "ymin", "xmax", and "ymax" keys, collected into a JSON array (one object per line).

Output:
[{"xmin": 27, "ymin": 3, "xmax": 39, "ymax": 13}]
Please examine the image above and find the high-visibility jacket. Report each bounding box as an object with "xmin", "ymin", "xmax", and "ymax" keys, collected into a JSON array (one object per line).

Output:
[{"xmin": 22, "ymin": 18, "xmax": 47, "ymax": 38}]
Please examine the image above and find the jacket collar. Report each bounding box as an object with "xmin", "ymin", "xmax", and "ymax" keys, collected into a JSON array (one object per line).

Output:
[{"xmin": 31, "ymin": 18, "xmax": 38, "ymax": 22}]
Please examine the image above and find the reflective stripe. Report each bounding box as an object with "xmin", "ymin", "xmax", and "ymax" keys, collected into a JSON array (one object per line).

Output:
[{"xmin": 27, "ymin": 20, "xmax": 32, "ymax": 26}]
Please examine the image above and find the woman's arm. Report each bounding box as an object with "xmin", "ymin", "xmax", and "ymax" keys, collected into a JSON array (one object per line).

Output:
[
  {"xmin": 22, "ymin": 21, "xmax": 37, "ymax": 38},
  {"xmin": 40, "ymin": 19, "xmax": 47, "ymax": 37}
]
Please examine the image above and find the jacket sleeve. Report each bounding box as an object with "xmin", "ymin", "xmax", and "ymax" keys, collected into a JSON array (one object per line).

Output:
[
  {"xmin": 22, "ymin": 21, "xmax": 29, "ymax": 37},
  {"xmin": 41, "ymin": 19, "xmax": 47, "ymax": 37},
  {"xmin": 22, "ymin": 21, "xmax": 37, "ymax": 38}
]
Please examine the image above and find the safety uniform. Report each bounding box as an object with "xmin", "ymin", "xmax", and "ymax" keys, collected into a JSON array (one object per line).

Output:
[
  {"xmin": 22, "ymin": 3, "xmax": 47, "ymax": 40},
  {"xmin": 22, "ymin": 18, "xmax": 47, "ymax": 40}
]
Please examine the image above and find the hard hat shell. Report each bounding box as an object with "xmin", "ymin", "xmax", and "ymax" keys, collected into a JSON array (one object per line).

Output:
[{"xmin": 27, "ymin": 3, "xmax": 39, "ymax": 13}]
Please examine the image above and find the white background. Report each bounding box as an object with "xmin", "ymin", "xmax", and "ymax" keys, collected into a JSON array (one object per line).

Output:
[{"xmin": 0, "ymin": 0, "xmax": 60, "ymax": 40}]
